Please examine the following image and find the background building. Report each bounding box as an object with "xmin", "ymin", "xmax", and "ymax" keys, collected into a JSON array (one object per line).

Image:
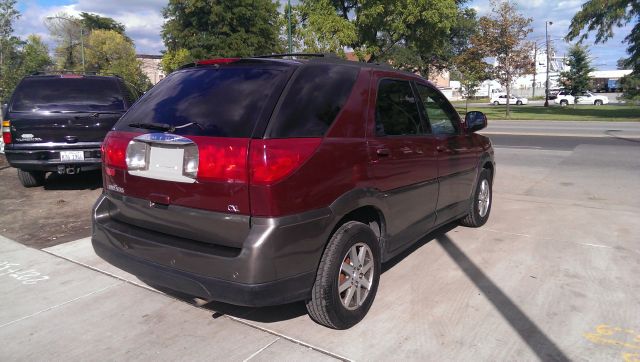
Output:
[{"xmin": 136, "ymin": 54, "xmax": 165, "ymax": 85}]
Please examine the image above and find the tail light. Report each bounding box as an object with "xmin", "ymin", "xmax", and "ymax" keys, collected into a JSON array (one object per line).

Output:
[
  {"xmin": 192, "ymin": 137, "xmax": 249, "ymax": 183},
  {"xmin": 102, "ymin": 132, "xmax": 132, "ymax": 169},
  {"xmin": 249, "ymin": 138, "xmax": 322, "ymax": 185},
  {"xmin": 2, "ymin": 120, "xmax": 11, "ymax": 144}
]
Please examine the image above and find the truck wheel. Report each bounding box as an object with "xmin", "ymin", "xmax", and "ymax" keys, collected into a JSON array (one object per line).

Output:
[
  {"xmin": 460, "ymin": 168, "xmax": 492, "ymax": 228},
  {"xmin": 306, "ymin": 221, "xmax": 381, "ymax": 329},
  {"xmin": 17, "ymin": 169, "xmax": 46, "ymax": 188}
]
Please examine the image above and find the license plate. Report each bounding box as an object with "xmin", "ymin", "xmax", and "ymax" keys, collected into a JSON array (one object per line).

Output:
[{"xmin": 60, "ymin": 151, "xmax": 85, "ymax": 161}]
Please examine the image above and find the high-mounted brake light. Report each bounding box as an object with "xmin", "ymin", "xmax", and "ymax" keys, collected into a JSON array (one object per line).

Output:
[
  {"xmin": 2, "ymin": 120, "xmax": 11, "ymax": 145},
  {"xmin": 60, "ymin": 74, "xmax": 83, "ymax": 78},
  {"xmin": 196, "ymin": 58, "xmax": 241, "ymax": 66},
  {"xmin": 250, "ymin": 138, "xmax": 322, "ymax": 185}
]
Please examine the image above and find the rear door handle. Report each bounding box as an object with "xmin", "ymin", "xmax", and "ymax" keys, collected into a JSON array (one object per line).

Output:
[{"xmin": 376, "ymin": 148, "xmax": 391, "ymax": 157}]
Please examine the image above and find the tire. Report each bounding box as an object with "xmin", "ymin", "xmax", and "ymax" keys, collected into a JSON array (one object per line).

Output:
[
  {"xmin": 460, "ymin": 168, "xmax": 492, "ymax": 228},
  {"xmin": 594, "ymin": 100, "xmax": 603, "ymax": 106},
  {"xmin": 17, "ymin": 169, "xmax": 45, "ymax": 188},
  {"xmin": 493, "ymin": 101, "xmax": 499, "ymax": 106},
  {"xmin": 306, "ymin": 221, "xmax": 381, "ymax": 329},
  {"xmin": 560, "ymin": 100, "xmax": 568, "ymax": 107},
  {"xmin": 516, "ymin": 100, "xmax": 522, "ymax": 105}
]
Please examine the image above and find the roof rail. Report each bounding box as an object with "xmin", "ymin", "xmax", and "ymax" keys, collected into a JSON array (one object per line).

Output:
[
  {"xmin": 252, "ymin": 53, "xmax": 337, "ymax": 59},
  {"xmin": 30, "ymin": 70, "xmax": 120, "ymax": 77}
]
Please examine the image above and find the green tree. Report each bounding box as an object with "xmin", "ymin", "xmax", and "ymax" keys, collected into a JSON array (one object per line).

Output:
[
  {"xmin": 473, "ymin": 0, "xmax": 533, "ymax": 117},
  {"xmin": 453, "ymin": 47, "xmax": 491, "ymax": 112},
  {"xmin": 20, "ymin": 34, "xmax": 53, "ymax": 74},
  {"xmin": 162, "ymin": 0, "xmax": 282, "ymax": 59},
  {"xmin": 0, "ymin": 0, "xmax": 20, "ymax": 100},
  {"xmin": 619, "ymin": 73, "xmax": 640, "ymax": 102},
  {"xmin": 80, "ymin": 12, "xmax": 129, "ymax": 41},
  {"xmin": 293, "ymin": 0, "xmax": 356, "ymax": 55},
  {"xmin": 560, "ymin": 44, "xmax": 594, "ymax": 101},
  {"xmin": 85, "ymin": 30, "xmax": 151, "ymax": 91},
  {"xmin": 0, "ymin": 0, "xmax": 19, "ymax": 67},
  {"xmin": 161, "ymin": 48, "xmax": 192, "ymax": 74},
  {"xmin": 45, "ymin": 13, "xmax": 83, "ymax": 70},
  {"xmin": 567, "ymin": 0, "xmax": 640, "ymax": 74}
]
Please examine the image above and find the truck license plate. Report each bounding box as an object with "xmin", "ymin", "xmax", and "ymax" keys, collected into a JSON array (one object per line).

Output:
[{"xmin": 60, "ymin": 151, "xmax": 85, "ymax": 161}]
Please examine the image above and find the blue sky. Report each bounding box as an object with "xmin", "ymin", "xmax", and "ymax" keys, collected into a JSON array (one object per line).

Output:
[{"xmin": 14, "ymin": 0, "xmax": 634, "ymax": 69}]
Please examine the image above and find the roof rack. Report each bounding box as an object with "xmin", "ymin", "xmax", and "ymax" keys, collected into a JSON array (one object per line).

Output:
[
  {"xmin": 252, "ymin": 53, "xmax": 337, "ymax": 59},
  {"xmin": 30, "ymin": 70, "xmax": 121, "ymax": 78}
]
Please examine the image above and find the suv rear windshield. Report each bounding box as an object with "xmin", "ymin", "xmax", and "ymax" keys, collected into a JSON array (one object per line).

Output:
[
  {"xmin": 10, "ymin": 77, "xmax": 125, "ymax": 112},
  {"xmin": 116, "ymin": 66, "xmax": 287, "ymax": 138}
]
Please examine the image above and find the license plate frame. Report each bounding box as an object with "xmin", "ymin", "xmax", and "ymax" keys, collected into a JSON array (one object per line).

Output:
[{"xmin": 60, "ymin": 151, "xmax": 85, "ymax": 161}]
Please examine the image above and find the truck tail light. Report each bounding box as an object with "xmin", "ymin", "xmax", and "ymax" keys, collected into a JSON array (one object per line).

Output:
[{"xmin": 2, "ymin": 120, "xmax": 11, "ymax": 145}]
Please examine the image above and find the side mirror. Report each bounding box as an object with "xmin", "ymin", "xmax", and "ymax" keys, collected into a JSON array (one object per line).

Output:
[{"xmin": 465, "ymin": 111, "xmax": 487, "ymax": 133}]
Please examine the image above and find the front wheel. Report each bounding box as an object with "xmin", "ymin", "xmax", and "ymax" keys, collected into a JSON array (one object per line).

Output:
[
  {"xmin": 594, "ymin": 100, "xmax": 603, "ymax": 106},
  {"xmin": 560, "ymin": 100, "xmax": 568, "ymax": 107},
  {"xmin": 493, "ymin": 101, "xmax": 499, "ymax": 106},
  {"xmin": 17, "ymin": 169, "xmax": 45, "ymax": 188},
  {"xmin": 306, "ymin": 221, "xmax": 381, "ymax": 329},
  {"xmin": 460, "ymin": 168, "xmax": 492, "ymax": 227}
]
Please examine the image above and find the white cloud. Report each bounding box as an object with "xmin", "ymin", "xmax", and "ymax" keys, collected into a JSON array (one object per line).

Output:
[{"xmin": 15, "ymin": 0, "xmax": 166, "ymax": 54}]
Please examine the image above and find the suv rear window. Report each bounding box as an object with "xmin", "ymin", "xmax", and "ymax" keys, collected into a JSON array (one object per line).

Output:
[
  {"xmin": 116, "ymin": 67, "xmax": 286, "ymax": 138},
  {"xmin": 10, "ymin": 77, "xmax": 125, "ymax": 112},
  {"xmin": 266, "ymin": 64, "xmax": 359, "ymax": 138}
]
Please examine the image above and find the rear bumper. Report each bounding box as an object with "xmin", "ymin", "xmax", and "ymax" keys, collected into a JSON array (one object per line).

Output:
[
  {"xmin": 91, "ymin": 194, "xmax": 333, "ymax": 306},
  {"xmin": 5, "ymin": 143, "xmax": 102, "ymax": 171}
]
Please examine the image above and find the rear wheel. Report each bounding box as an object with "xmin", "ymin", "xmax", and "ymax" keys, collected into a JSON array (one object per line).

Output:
[
  {"xmin": 560, "ymin": 100, "xmax": 568, "ymax": 107},
  {"xmin": 493, "ymin": 101, "xmax": 499, "ymax": 106},
  {"xmin": 460, "ymin": 168, "xmax": 492, "ymax": 228},
  {"xmin": 306, "ymin": 221, "xmax": 381, "ymax": 329},
  {"xmin": 17, "ymin": 169, "xmax": 45, "ymax": 188},
  {"xmin": 516, "ymin": 100, "xmax": 522, "ymax": 105},
  {"xmin": 594, "ymin": 100, "xmax": 603, "ymax": 106}
]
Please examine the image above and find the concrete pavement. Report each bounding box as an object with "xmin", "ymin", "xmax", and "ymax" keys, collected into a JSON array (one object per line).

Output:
[{"xmin": 2, "ymin": 124, "xmax": 640, "ymax": 360}]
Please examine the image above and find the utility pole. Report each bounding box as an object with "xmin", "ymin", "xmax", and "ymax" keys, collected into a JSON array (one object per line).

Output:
[
  {"xmin": 287, "ymin": 0, "xmax": 292, "ymax": 53},
  {"xmin": 544, "ymin": 21, "xmax": 552, "ymax": 107},
  {"xmin": 532, "ymin": 43, "xmax": 537, "ymax": 99}
]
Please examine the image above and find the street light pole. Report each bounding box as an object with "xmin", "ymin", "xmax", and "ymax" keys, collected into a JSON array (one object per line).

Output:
[
  {"xmin": 544, "ymin": 21, "xmax": 552, "ymax": 107},
  {"xmin": 287, "ymin": 0, "xmax": 292, "ymax": 53}
]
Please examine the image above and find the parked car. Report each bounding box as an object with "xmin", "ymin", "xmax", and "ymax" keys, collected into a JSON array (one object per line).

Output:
[
  {"xmin": 490, "ymin": 94, "xmax": 528, "ymax": 105},
  {"xmin": 554, "ymin": 91, "xmax": 609, "ymax": 106},
  {"xmin": 2, "ymin": 73, "xmax": 138, "ymax": 187},
  {"xmin": 92, "ymin": 55, "xmax": 495, "ymax": 329}
]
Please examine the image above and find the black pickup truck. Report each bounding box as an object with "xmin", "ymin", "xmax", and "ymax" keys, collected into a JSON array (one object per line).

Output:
[{"xmin": 2, "ymin": 74, "xmax": 138, "ymax": 187}]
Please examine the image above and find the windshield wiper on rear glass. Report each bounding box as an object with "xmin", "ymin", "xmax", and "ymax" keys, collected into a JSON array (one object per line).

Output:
[{"xmin": 128, "ymin": 121, "xmax": 205, "ymax": 133}]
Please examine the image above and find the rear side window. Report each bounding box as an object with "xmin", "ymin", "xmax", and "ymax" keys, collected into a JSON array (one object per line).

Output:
[
  {"xmin": 10, "ymin": 77, "xmax": 125, "ymax": 112},
  {"xmin": 116, "ymin": 67, "xmax": 287, "ymax": 138},
  {"xmin": 267, "ymin": 64, "xmax": 359, "ymax": 138},
  {"xmin": 375, "ymin": 79, "xmax": 425, "ymax": 136}
]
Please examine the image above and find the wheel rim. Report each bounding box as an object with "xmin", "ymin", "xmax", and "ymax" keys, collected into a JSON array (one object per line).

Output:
[
  {"xmin": 338, "ymin": 242, "xmax": 374, "ymax": 310},
  {"xmin": 478, "ymin": 179, "xmax": 491, "ymax": 217}
]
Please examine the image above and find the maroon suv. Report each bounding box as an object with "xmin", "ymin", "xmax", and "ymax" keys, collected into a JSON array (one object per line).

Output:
[{"xmin": 92, "ymin": 54, "xmax": 494, "ymax": 329}]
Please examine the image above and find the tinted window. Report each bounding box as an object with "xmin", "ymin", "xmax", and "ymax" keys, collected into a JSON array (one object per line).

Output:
[
  {"xmin": 268, "ymin": 64, "xmax": 359, "ymax": 138},
  {"xmin": 116, "ymin": 67, "xmax": 286, "ymax": 138},
  {"xmin": 375, "ymin": 79, "xmax": 425, "ymax": 136},
  {"xmin": 10, "ymin": 77, "xmax": 125, "ymax": 112},
  {"xmin": 416, "ymin": 84, "xmax": 459, "ymax": 135}
]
